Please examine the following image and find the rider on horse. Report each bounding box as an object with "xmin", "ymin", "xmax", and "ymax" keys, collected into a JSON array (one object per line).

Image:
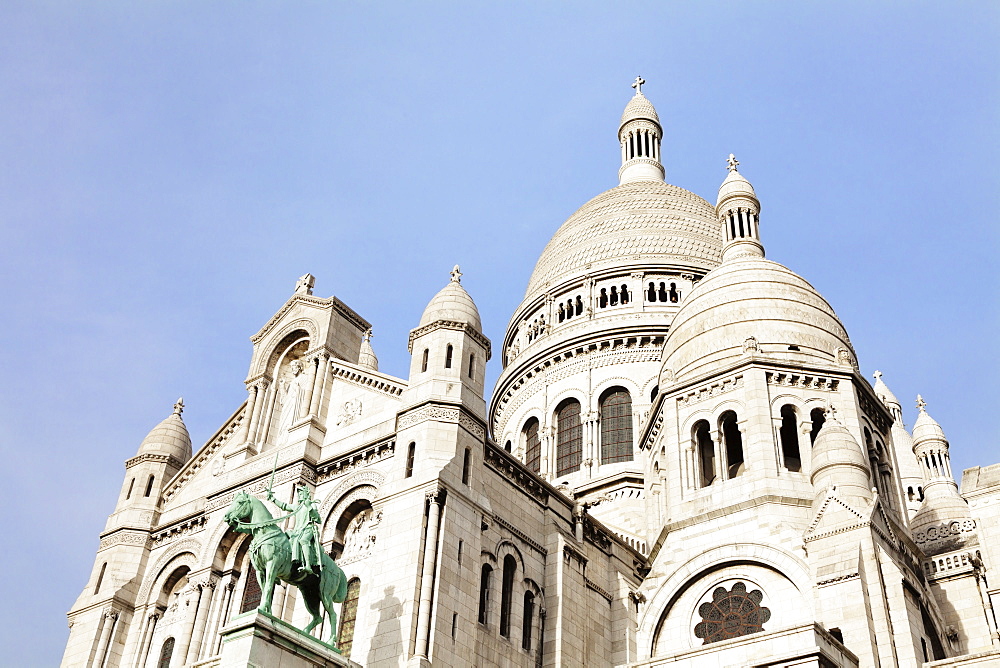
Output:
[{"xmin": 266, "ymin": 484, "xmax": 322, "ymax": 576}]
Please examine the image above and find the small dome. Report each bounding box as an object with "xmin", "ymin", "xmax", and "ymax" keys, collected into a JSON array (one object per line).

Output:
[
  {"xmin": 660, "ymin": 257, "xmax": 855, "ymax": 384},
  {"xmin": 620, "ymin": 93, "xmax": 660, "ymax": 128},
  {"xmin": 138, "ymin": 399, "xmax": 192, "ymax": 463},
  {"xmin": 419, "ymin": 266, "xmax": 482, "ymax": 331},
  {"xmin": 872, "ymin": 371, "xmax": 901, "ymax": 407},
  {"xmin": 716, "ymin": 168, "xmax": 758, "ymax": 207},
  {"xmin": 810, "ymin": 413, "xmax": 872, "ymax": 507},
  {"xmin": 913, "ymin": 398, "xmax": 948, "ymax": 444},
  {"xmin": 358, "ymin": 330, "xmax": 379, "ymax": 372}
]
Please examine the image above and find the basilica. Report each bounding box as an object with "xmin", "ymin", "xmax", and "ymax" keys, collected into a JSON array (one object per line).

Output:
[{"xmin": 63, "ymin": 81, "xmax": 1000, "ymax": 667}]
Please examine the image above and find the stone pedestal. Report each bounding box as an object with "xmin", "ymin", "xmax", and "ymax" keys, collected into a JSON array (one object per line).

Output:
[{"xmin": 204, "ymin": 611, "xmax": 361, "ymax": 668}]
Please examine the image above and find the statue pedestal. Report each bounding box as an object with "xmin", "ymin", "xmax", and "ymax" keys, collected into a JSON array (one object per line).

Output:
[{"xmin": 209, "ymin": 611, "xmax": 360, "ymax": 668}]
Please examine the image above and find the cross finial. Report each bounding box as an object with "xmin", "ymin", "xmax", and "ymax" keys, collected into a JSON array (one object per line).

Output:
[
  {"xmin": 916, "ymin": 395, "xmax": 927, "ymax": 412},
  {"xmin": 727, "ymin": 153, "xmax": 739, "ymax": 172},
  {"xmin": 363, "ymin": 328, "xmax": 373, "ymax": 343},
  {"xmin": 450, "ymin": 265, "xmax": 462, "ymax": 283},
  {"xmin": 826, "ymin": 402, "xmax": 838, "ymax": 421},
  {"xmin": 631, "ymin": 76, "xmax": 645, "ymax": 95},
  {"xmin": 873, "ymin": 370, "xmax": 882, "ymax": 381},
  {"xmin": 173, "ymin": 397, "xmax": 185, "ymax": 415}
]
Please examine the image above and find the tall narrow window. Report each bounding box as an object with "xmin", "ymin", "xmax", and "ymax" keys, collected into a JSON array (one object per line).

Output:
[
  {"xmin": 468, "ymin": 353, "xmax": 475, "ymax": 379},
  {"xmin": 462, "ymin": 448, "xmax": 471, "ymax": 485},
  {"xmin": 240, "ymin": 563, "xmax": 262, "ymax": 613},
  {"xmin": 94, "ymin": 562, "xmax": 107, "ymax": 594},
  {"xmin": 337, "ymin": 578, "xmax": 361, "ymax": 658},
  {"xmin": 809, "ymin": 408, "xmax": 826, "ymax": 444},
  {"xmin": 694, "ymin": 420, "xmax": 715, "ymax": 487},
  {"xmin": 621, "ymin": 284, "xmax": 630, "ymax": 304},
  {"xmin": 478, "ymin": 564, "xmax": 493, "ymax": 625},
  {"xmin": 421, "ymin": 348, "xmax": 429, "ymax": 373},
  {"xmin": 647, "ymin": 282, "xmax": 656, "ymax": 302},
  {"xmin": 721, "ymin": 411, "xmax": 744, "ymax": 478},
  {"xmin": 504, "ymin": 440, "xmax": 512, "ymax": 453},
  {"xmin": 669, "ymin": 283, "xmax": 679, "ymax": 303},
  {"xmin": 524, "ymin": 418, "xmax": 541, "ymax": 474},
  {"xmin": 522, "ymin": 591, "xmax": 535, "ymax": 650},
  {"xmin": 144, "ymin": 475, "xmax": 155, "ymax": 497},
  {"xmin": 779, "ymin": 405, "xmax": 801, "ymax": 472},
  {"xmin": 609, "ymin": 286, "xmax": 619, "ymax": 306},
  {"xmin": 126, "ymin": 478, "xmax": 135, "ymax": 500},
  {"xmin": 405, "ymin": 442, "xmax": 416, "ymax": 478},
  {"xmin": 500, "ymin": 555, "xmax": 516, "ymax": 637},
  {"xmin": 156, "ymin": 638, "xmax": 175, "ymax": 668},
  {"xmin": 600, "ymin": 388, "xmax": 633, "ymax": 464},
  {"xmin": 445, "ymin": 344, "xmax": 453, "ymax": 369},
  {"xmin": 555, "ymin": 399, "xmax": 582, "ymax": 478},
  {"xmin": 575, "ymin": 296, "xmax": 583, "ymax": 315},
  {"xmin": 599, "ymin": 289, "xmax": 608, "ymax": 308},
  {"xmin": 658, "ymin": 282, "xmax": 668, "ymax": 302}
]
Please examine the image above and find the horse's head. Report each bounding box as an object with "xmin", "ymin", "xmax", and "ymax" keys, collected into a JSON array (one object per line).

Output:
[{"xmin": 224, "ymin": 491, "xmax": 254, "ymax": 528}]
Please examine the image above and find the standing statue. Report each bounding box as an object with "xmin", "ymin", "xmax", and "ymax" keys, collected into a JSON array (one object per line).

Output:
[
  {"xmin": 266, "ymin": 485, "xmax": 322, "ymax": 576},
  {"xmin": 223, "ymin": 484, "xmax": 348, "ymax": 648}
]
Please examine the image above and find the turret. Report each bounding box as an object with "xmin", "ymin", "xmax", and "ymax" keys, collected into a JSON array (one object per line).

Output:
[
  {"xmin": 716, "ymin": 154, "xmax": 763, "ymax": 262},
  {"xmin": 618, "ymin": 76, "xmax": 665, "ymax": 184},
  {"xmin": 810, "ymin": 405, "xmax": 874, "ymax": 511},
  {"xmin": 358, "ymin": 329, "xmax": 379, "ymax": 372},
  {"xmin": 872, "ymin": 371, "xmax": 924, "ymax": 518}
]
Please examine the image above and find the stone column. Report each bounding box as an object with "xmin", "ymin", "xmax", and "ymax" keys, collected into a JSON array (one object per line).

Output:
[
  {"xmin": 92, "ymin": 608, "xmax": 118, "ymax": 668},
  {"xmin": 308, "ymin": 353, "xmax": 328, "ymax": 417},
  {"xmin": 540, "ymin": 426, "xmax": 552, "ymax": 479},
  {"xmin": 414, "ymin": 489, "xmax": 444, "ymax": 658},
  {"xmin": 186, "ymin": 577, "xmax": 218, "ymax": 662},
  {"xmin": 133, "ymin": 610, "xmax": 159, "ymax": 668},
  {"xmin": 201, "ymin": 575, "xmax": 234, "ymax": 660},
  {"xmin": 242, "ymin": 384, "xmax": 259, "ymax": 444},
  {"xmin": 171, "ymin": 585, "xmax": 201, "ymax": 666},
  {"xmin": 299, "ymin": 356, "xmax": 319, "ymax": 419},
  {"xmin": 257, "ymin": 382, "xmax": 279, "ymax": 447}
]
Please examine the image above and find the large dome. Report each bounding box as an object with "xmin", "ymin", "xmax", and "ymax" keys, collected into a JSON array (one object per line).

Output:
[
  {"xmin": 523, "ymin": 180, "xmax": 722, "ymax": 299},
  {"xmin": 660, "ymin": 256, "xmax": 856, "ymax": 384}
]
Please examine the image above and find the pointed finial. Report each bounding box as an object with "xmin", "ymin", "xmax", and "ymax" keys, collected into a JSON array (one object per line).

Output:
[
  {"xmin": 363, "ymin": 328, "xmax": 373, "ymax": 343},
  {"xmin": 873, "ymin": 370, "xmax": 882, "ymax": 381},
  {"xmin": 631, "ymin": 76, "xmax": 645, "ymax": 95},
  {"xmin": 450, "ymin": 265, "xmax": 462, "ymax": 283},
  {"xmin": 726, "ymin": 153, "xmax": 739, "ymax": 172},
  {"xmin": 916, "ymin": 395, "xmax": 927, "ymax": 412},
  {"xmin": 173, "ymin": 397, "xmax": 185, "ymax": 415}
]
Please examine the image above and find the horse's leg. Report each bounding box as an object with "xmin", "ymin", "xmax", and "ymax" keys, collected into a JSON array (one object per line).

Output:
[
  {"xmin": 259, "ymin": 559, "xmax": 279, "ymax": 615},
  {"xmin": 323, "ymin": 570, "xmax": 341, "ymax": 647},
  {"xmin": 300, "ymin": 579, "xmax": 323, "ymax": 636}
]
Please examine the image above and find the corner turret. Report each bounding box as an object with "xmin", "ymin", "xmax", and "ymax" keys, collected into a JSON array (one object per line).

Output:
[
  {"xmin": 717, "ymin": 154, "xmax": 763, "ymax": 262},
  {"xmin": 810, "ymin": 405, "xmax": 874, "ymax": 511}
]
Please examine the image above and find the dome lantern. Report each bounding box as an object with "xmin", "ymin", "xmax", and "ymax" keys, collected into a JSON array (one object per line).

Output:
[
  {"xmin": 717, "ymin": 154, "xmax": 763, "ymax": 262},
  {"xmin": 618, "ymin": 77, "xmax": 665, "ymax": 185}
]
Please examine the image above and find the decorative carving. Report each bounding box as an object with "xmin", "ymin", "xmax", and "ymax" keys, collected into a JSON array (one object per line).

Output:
[
  {"xmin": 835, "ymin": 347, "xmax": 858, "ymax": 369},
  {"xmin": 764, "ymin": 372, "xmax": 840, "ymax": 392},
  {"xmin": 677, "ymin": 375, "xmax": 744, "ymax": 407},
  {"xmin": 151, "ymin": 515, "xmax": 208, "ymax": 546},
  {"xmin": 206, "ymin": 463, "xmax": 316, "ymax": 511},
  {"xmin": 99, "ymin": 530, "xmax": 151, "ymax": 551},
  {"xmin": 492, "ymin": 515, "xmax": 546, "ymax": 556},
  {"xmin": 335, "ymin": 399, "xmax": 363, "ymax": 426},
  {"xmin": 329, "ymin": 360, "xmax": 405, "ymax": 397},
  {"xmin": 316, "ymin": 441, "xmax": 393, "ymax": 485},
  {"xmin": 742, "ymin": 336, "xmax": 758, "ymax": 353},
  {"xmin": 586, "ymin": 578, "xmax": 613, "ymax": 603},
  {"xmin": 484, "ymin": 441, "xmax": 549, "ymax": 506},
  {"xmin": 162, "ymin": 406, "xmax": 245, "ymax": 503},
  {"xmin": 914, "ymin": 519, "xmax": 977, "ymax": 547},
  {"xmin": 407, "ymin": 320, "xmax": 492, "ymax": 358},
  {"xmin": 694, "ymin": 582, "xmax": 770, "ymax": 645}
]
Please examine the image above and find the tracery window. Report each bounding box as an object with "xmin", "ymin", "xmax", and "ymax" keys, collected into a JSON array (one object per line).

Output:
[
  {"xmin": 524, "ymin": 418, "xmax": 541, "ymax": 473},
  {"xmin": 337, "ymin": 578, "xmax": 361, "ymax": 658},
  {"xmin": 555, "ymin": 399, "xmax": 582, "ymax": 477},
  {"xmin": 240, "ymin": 563, "xmax": 262, "ymax": 613},
  {"xmin": 600, "ymin": 388, "xmax": 633, "ymax": 464},
  {"xmin": 156, "ymin": 637, "xmax": 175, "ymax": 668},
  {"xmin": 694, "ymin": 582, "xmax": 771, "ymax": 645}
]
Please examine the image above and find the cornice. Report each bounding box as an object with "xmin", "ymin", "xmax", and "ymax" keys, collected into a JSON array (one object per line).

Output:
[
  {"xmin": 250, "ymin": 294, "xmax": 370, "ymax": 345},
  {"xmin": 125, "ymin": 452, "xmax": 184, "ymax": 471},
  {"xmin": 329, "ymin": 359, "xmax": 405, "ymax": 398},
  {"xmin": 407, "ymin": 320, "xmax": 492, "ymax": 359}
]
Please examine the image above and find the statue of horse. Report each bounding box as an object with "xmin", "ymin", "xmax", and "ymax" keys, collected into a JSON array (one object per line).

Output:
[{"xmin": 224, "ymin": 490, "xmax": 349, "ymax": 646}]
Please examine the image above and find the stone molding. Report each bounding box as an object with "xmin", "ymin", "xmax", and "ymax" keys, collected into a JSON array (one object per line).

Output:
[
  {"xmin": 136, "ymin": 538, "xmax": 203, "ymax": 603},
  {"xmin": 484, "ymin": 441, "xmax": 549, "ymax": 507},
  {"xmin": 914, "ymin": 519, "xmax": 977, "ymax": 549},
  {"xmin": 676, "ymin": 374, "xmax": 744, "ymax": 407},
  {"xmin": 815, "ymin": 572, "xmax": 860, "ymax": 587},
  {"xmin": 397, "ymin": 403, "xmax": 486, "ymax": 440},
  {"xmin": 585, "ymin": 578, "xmax": 614, "ymax": 603},
  {"xmin": 151, "ymin": 514, "xmax": 208, "ymax": 546},
  {"xmin": 492, "ymin": 515, "xmax": 546, "ymax": 556},
  {"xmin": 250, "ymin": 294, "xmax": 369, "ymax": 345},
  {"xmin": 317, "ymin": 438, "xmax": 394, "ymax": 483},
  {"xmin": 318, "ymin": 470, "xmax": 386, "ymax": 522},
  {"xmin": 161, "ymin": 405, "xmax": 246, "ymax": 504},
  {"xmin": 765, "ymin": 371, "xmax": 839, "ymax": 391},
  {"xmin": 328, "ymin": 359, "xmax": 405, "ymax": 397},
  {"xmin": 407, "ymin": 319, "xmax": 492, "ymax": 359},
  {"xmin": 206, "ymin": 462, "xmax": 315, "ymax": 512},
  {"xmin": 98, "ymin": 529, "xmax": 151, "ymax": 552},
  {"xmin": 125, "ymin": 452, "xmax": 184, "ymax": 471}
]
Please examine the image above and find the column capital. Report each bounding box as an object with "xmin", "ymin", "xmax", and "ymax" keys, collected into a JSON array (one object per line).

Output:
[
  {"xmin": 425, "ymin": 487, "xmax": 445, "ymax": 504},
  {"xmin": 102, "ymin": 607, "xmax": 121, "ymax": 620}
]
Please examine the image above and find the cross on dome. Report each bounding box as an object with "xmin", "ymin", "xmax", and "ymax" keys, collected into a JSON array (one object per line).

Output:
[
  {"xmin": 173, "ymin": 397, "xmax": 185, "ymax": 415},
  {"xmin": 873, "ymin": 370, "xmax": 882, "ymax": 381},
  {"xmin": 632, "ymin": 76, "xmax": 645, "ymax": 95},
  {"xmin": 916, "ymin": 395, "xmax": 927, "ymax": 412},
  {"xmin": 450, "ymin": 265, "xmax": 462, "ymax": 283},
  {"xmin": 727, "ymin": 153, "xmax": 739, "ymax": 172}
]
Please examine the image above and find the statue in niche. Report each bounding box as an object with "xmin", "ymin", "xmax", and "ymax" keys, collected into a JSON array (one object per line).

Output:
[{"xmin": 275, "ymin": 359, "xmax": 305, "ymax": 447}]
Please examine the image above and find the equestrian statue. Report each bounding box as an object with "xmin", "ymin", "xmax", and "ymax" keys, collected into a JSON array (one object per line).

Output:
[{"xmin": 223, "ymin": 468, "xmax": 348, "ymax": 648}]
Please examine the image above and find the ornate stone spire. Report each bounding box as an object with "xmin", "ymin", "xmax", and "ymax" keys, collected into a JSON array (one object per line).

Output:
[
  {"xmin": 618, "ymin": 77, "xmax": 664, "ymax": 184},
  {"xmin": 717, "ymin": 154, "xmax": 763, "ymax": 262}
]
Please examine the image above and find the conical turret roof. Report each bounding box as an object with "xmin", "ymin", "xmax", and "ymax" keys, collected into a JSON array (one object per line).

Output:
[{"xmin": 137, "ymin": 398, "xmax": 192, "ymax": 464}]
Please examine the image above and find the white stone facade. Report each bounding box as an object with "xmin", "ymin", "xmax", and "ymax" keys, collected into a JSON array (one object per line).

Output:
[{"xmin": 64, "ymin": 84, "xmax": 1000, "ymax": 667}]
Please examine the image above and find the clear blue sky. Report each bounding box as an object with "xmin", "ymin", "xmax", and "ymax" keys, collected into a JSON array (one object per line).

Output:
[{"xmin": 1, "ymin": 3, "xmax": 997, "ymax": 664}]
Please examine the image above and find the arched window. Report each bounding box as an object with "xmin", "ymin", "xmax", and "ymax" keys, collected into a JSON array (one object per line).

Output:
[
  {"xmin": 621, "ymin": 284, "xmax": 630, "ymax": 304},
  {"xmin": 779, "ymin": 405, "xmax": 801, "ymax": 472},
  {"xmin": 240, "ymin": 563, "xmax": 262, "ymax": 613},
  {"xmin": 650, "ymin": 385, "xmax": 659, "ymax": 402},
  {"xmin": 94, "ymin": 562, "xmax": 107, "ymax": 594},
  {"xmin": 609, "ymin": 285, "xmax": 619, "ymax": 306},
  {"xmin": 522, "ymin": 591, "xmax": 535, "ymax": 650},
  {"xmin": 504, "ymin": 440, "xmax": 512, "ymax": 453},
  {"xmin": 337, "ymin": 578, "xmax": 361, "ymax": 658},
  {"xmin": 658, "ymin": 282, "xmax": 668, "ymax": 302},
  {"xmin": 462, "ymin": 448, "xmax": 471, "ymax": 485},
  {"xmin": 809, "ymin": 408, "xmax": 826, "ymax": 444},
  {"xmin": 156, "ymin": 637, "xmax": 175, "ymax": 668},
  {"xmin": 668, "ymin": 282, "xmax": 679, "ymax": 303},
  {"xmin": 468, "ymin": 353, "xmax": 475, "ymax": 379},
  {"xmin": 647, "ymin": 282, "xmax": 656, "ymax": 302},
  {"xmin": 523, "ymin": 418, "xmax": 541, "ymax": 474},
  {"xmin": 126, "ymin": 478, "xmax": 135, "ymax": 500},
  {"xmin": 478, "ymin": 564, "xmax": 493, "ymax": 625},
  {"xmin": 445, "ymin": 344, "xmax": 453, "ymax": 369},
  {"xmin": 555, "ymin": 399, "xmax": 582, "ymax": 478},
  {"xmin": 144, "ymin": 475, "xmax": 155, "ymax": 497},
  {"xmin": 600, "ymin": 388, "xmax": 633, "ymax": 464},
  {"xmin": 599, "ymin": 288, "xmax": 608, "ymax": 308},
  {"xmin": 421, "ymin": 348, "xmax": 429, "ymax": 373},
  {"xmin": 693, "ymin": 420, "xmax": 715, "ymax": 487},
  {"xmin": 558, "ymin": 304, "xmax": 565, "ymax": 323},
  {"xmin": 721, "ymin": 411, "xmax": 744, "ymax": 478},
  {"xmin": 500, "ymin": 555, "xmax": 516, "ymax": 637},
  {"xmin": 405, "ymin": 442, "xmax": 416, "ymax": 478},
  {"xmin": 575, "ymin": 296, "xmax": 583, "ymax": 316}
]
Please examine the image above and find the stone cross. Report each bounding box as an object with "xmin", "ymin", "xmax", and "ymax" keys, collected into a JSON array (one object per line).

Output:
[
  {"xmin": 632, "ymin": 76, "xmax": 645, "ymax": 94},
  {"xmin": 916, "ymin": 395, "xmax": 927, "ymax": 412},
  {"xmin": 364, "ymin": 328, "xmax": 373, "ymax": 343},
  {"xmin": 295, "ymin": 273, "xmax": 315, "ymax": 296},
  {"xmin": 450, "ymin": 265, "xmax": 462, "ymax": 283},
  {"xmin": 826, "ymin": 403, "xmax": 838, "ymax": 421},
  {"xmin": 727, "ymin": 153, "xmax": 739, "ymax": 172},
  {"xmin": 173, "ymin": 397, "xmax": 184, "ymax": 416},
  {"xmin": 873, "ymin": 370, "xmax": 882, "ymax": 381}
]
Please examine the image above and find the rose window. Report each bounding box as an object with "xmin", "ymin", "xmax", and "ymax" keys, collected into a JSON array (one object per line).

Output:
[{"xmin": 694, "ymin": 581, "xmax": 771, "ymax": 644}]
